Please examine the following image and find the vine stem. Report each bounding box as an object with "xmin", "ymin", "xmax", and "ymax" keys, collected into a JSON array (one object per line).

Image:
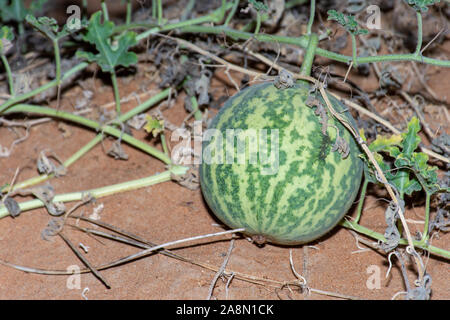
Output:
[
  {"xmin": 286, "ymin": 0, "xmax": 309, "ymax": 9},
  {"xmin": 254, "ymin": 12, "xmax": 262, "ymax": 36},
  {"xmin": 415, "ymin": 12, "xmax": 423, "ymax": 56},
  {"xmin": 224, "ymin": 0, "xmax": 239, "ymax": 27},
  {"xmin": 152, "ymin": 0, "xmax": 157, "ymax": 19},
  {"xmin": 157, "ymin": 0, "xmax": 163, "ymax": 25},
  {"xmin": 53, "ymin": 40, "xmax": 61, "ymax": 86},
  {"xmin": 3, "ymin": 104, "xmax": 172, "ymax": 165},
  {"xmin": 350, "ymin": 33, "xmax": 358, "ymax": 67},
  {"xmin": 354, "ymin": 178, "xmax": 369, "ymax": 224},
  {"xmin": 119, "ymin": 2, "xmax": 232, "ymax": 41},
  {"xmin": 126, "ymin": 0, "xmax": 132, "ymax": 25},
  {"xmin": 299, "ymin": 33, "xmax": 318, "ymax": 77},
  {"xmin": 190, "ymin": 95, "xmax": 203, "ymax": 121},
  {"xmin": 82, "ymin": 0, "xmax": 87, "ymax": 14},
  {"xmin": 53, "ymin": 38, "xmax": 62, "ymax": 108},
  {"xmin": 0, "ymin": 54, "xmax": 14, "ymax": 96},
  {"xmin": 306, "ymin": 0, "xmax": 315, "ymax": 35},
  {"xmin": 101, "ymin": 0, "xmax": 109, "ymax": 21},
  {"xmin": 0, "ymin": 166, "xmax": 189, "ymax": 219},
  {"xmin": 160, "ymin": 133, "xmax": 169, "ymax": 157},
  {"xmin": 178, "ymin": 25, "xmax": 450, "ymax": 67},
  {"xmin": 420, "ymin": 191, "xmax": 431, "ymax": 243},
  {"xmin": 181, "ymin": 0, "xmax": 196, "ymax": 21},
  {"xmin": 110, "ymin": 71, "xmax": 121, "ymax": 115},
  {"xmin": 340, "ymin": 219, "xmax": 449, "ymax": 259}
]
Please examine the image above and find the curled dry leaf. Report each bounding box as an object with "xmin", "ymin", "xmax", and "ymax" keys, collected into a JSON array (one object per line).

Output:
[
  {"xmin": 2, "ymin": 196, "xmax": 21, "ymax": 218},
  {"xmin": 107, "ymin": 140, "xmax": 129, "ymax": 160},
  {"xmin": 380, "ymin": 199, "xmax": 404, "ymax": 252},
  {"xmin": 14, "ymin": 185, "xmax": 66, "ymax": 216},
  {"xmin": 171, "ymin": 165, "xmax": 200, "ymax": 191},
  {"xmin": 37, "ymin": 150, "xmax": 67, "ymax": 177},
  {"xmin": 126, "ymin": 114, "xmax": 147, "ymax": 130},
  {"xmin": 274, "ymin": 69, "xmax": 295, "ymax": 89},
  {"xmin": 41, "ymin": 217, "xmax": 65, "ymax": 241},
  {"xmin": 331, "ymin": 134, "xmax": 350, "ymax": 159}
]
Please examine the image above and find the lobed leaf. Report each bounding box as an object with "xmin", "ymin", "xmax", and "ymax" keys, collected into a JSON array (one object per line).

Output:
[
  {"xmin": 249, "ymin": 0, "xmax": 269, "ymax": 12},
  {"xmin": 327, "ymin": 9, "xmax": 368, "ymax": 35},
  {"xmin": 405, "ymin": 0, "xmax": 440, "ymax": 12},
  {"xmin": 76, "ymin": 11, "xmax": 137, "ymax": 73},
  {"xmin": 401, "ymin": 116, "xmax": 421, "ymax": 158},
  {"xmin": 364, "ymin": 117, "xmax": 440, "ymax": 196},
  {"xmin": 368, "ymin": 133, "xmax": 403, "ymax": 154},
  {"xmin": 389, "ymin": 169, "xmax": 422, "ymax": 196},
  {"xmin": 144, "ymin": 115, "xmax": 164, "ymax": 138}
]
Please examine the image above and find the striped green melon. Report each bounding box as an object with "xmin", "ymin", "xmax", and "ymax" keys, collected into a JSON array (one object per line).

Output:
[{"xmin": 199, "ymin": 82, "xmax": 363, "ymax": 245}]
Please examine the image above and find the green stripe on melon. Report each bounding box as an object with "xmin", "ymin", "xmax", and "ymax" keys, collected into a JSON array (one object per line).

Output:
[{"xmin": 200, "ymin": 82, "xmax": 363, "ymax": 245}]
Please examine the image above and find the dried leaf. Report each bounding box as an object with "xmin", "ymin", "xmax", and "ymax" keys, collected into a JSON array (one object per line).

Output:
[
  {"xmin": 274, "ymin": 69, "xmax": 294, "ymax": 89},
  {"xmin": 107, "ymin": 140, "xmax": 129, "ymax": 160},
  {"xmin": 17, "ymin": 185, "xmax": 66, "ymax": 216},
  {"xmin": 41, "ymin": 217, "xmax": 64, "ymax": 241},
  {"xmin": 380, "ymin": 199, "xmax": 404, "ymax": 252},
  {"xmin": 171, "ymin": 166, "xmax": 200, "ymax": 190},
  {"xmin": 331, "ymin": 134, "xmax": 350, "ymax": 159},
  {"xmin": 126, "ymin": 114, "xmax": 147, "ymax": 130},
  {"xmin": 195, "ymin": 73, "xmax": 211, "ymax": 105},
  {"xmin": 37, "ymin": 150, "xmax": 66, "ymax": 177},
  {"xmin": 3, "ymin": 196, "xmax": 21, "ymax": 217}
]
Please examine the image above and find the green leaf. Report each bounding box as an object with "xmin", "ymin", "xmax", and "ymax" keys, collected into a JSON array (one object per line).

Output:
[
  {"xmin": 327, "ymin": 10, "xmax": 346, "ymax": 26},
  {"xmin": 405, "ymin": 0, "xmax": 440, "ymax": 12},
  {"xmin": 389, "ymin": 169, "xmax": 422, "ymax": 196},
  {"xmin": 327, "ymin": 10, "xmax": 368, "ymax": 35},
  {"xmin": 249, "ymin": 0, "xmax": 269, "ymax": 12},
  {"xmin": 76, "ymin": 11, "xmax": 137, "ymax": 73},
  {"xmin": 0, "ymin": 0, "xmax": 47, "ymax": 23},
  {"xmin": 387, "ymin": 146, "xmax": 401, "ymax": 158},
  {"xmin": 365, "ymin": 116, "xmax": 442, "ymax": 197},
  {"xmin": 401, "ymin": 116, "xmax": 421, "ymax": 158},
  {"xmin": 368, "ymin": 133, "xmax": 403, "ymax": 154},
  {"xmin": 0, "ymin": 0, "xmax": 27, "ymax": 23},
  {"xmin": 144, "ymin": 115, "xmax": 164, "ymax": 138},
  {"xmin": 355, "ymin": 28, "xmax": 369, "ymax": 35},
  {"xmin": 26, "ymin": 15, "xmax": 62, "ymax": 40},
  {"xmin": 0, "ymin": 25, "xmax": 14, "ymax": 54},
  {"xmin": 411, "ymin": 152, "xmax": 439, "ymax": 193},
  {"xmin": 29, "ymin": 0, "xmax": 47, "ymax": 12},
  {"xmin": 412, "ymin": 152, "xmax": 428, "ymax": 171}
]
